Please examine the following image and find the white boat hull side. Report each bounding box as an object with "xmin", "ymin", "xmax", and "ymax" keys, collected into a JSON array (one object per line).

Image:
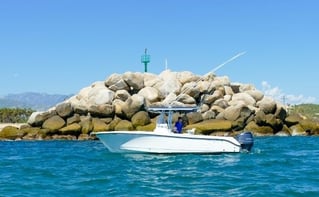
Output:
[{"xmin": 95, "ymin": 131, "xmax": 242, "ymax": 154}]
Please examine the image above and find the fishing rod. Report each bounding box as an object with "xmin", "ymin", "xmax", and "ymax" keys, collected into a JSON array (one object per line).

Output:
[{"xmin": 170, "ymin": 51, "xmax": 246, "ymax": 105}]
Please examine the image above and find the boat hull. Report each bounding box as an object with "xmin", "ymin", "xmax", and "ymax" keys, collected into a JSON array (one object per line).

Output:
[{"xmin": 94, "ymin": 131, "xmax": 242, "ymax": 154}]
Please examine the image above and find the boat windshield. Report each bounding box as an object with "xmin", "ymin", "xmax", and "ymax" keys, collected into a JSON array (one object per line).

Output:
[
  {"xmin": 148, "ymin": 106, "xmax": 198, "ymax": 130},
  {"xmin": 157, "ymin": 112, "xmax": 166, "ymax": 124}
]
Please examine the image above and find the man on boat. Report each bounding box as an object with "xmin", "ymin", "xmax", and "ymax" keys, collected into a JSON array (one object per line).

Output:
[{"xmin": 174, "ymin": 117, "xmax": 183, "ymax": 133}]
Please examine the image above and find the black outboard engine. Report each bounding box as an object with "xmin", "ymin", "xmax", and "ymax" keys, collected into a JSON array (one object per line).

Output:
[{"xmin": 237, "ymin": 131, "xmax": 254, "ymax": 152}]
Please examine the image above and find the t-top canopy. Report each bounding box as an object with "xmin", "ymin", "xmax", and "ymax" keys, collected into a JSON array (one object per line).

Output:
[{"xmin": 146, "ymin": 106, "xmax": 198, "ymax": 113}]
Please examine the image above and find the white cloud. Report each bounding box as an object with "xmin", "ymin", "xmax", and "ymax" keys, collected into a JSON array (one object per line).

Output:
[{"xmin": 261, "ymin": 81, "xmax": 316, "ymax": 105}]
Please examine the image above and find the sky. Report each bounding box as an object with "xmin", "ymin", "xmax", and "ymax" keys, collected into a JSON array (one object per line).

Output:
[{"xmin": 0, "ymin": 0, "xmax": 318, "ymax": 105}]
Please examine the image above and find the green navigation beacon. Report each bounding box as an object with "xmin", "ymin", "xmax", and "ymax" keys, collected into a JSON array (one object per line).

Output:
[{"xmin": 141, "ymin": 48, "xmax": 150, "ymax": 72}]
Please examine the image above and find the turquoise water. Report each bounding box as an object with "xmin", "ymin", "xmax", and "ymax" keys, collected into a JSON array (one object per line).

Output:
[{"xmin": 0, "ymin": 137, "xmax": 318, "ymax": 196}]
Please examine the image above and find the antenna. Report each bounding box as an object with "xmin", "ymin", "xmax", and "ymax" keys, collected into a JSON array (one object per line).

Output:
[{"xmin": 208, "ymin": 51, "xmax": 246, "ymax": 75}]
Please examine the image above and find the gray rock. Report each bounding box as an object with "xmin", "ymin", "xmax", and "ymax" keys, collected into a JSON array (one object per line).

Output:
[
  {"xmin": 230, "ymin": 92, "xmax": 256, "ymax": 106},
  {"xmin": 67, "ymin": 114, "xmax": 81, "ymax": 125},
  {"xmin": 131, "ymin": 111, "xmax": 151, "ymax": 127},
  {"xmin": 28, "ymin": 110, "xmax": 57, "ymax": 127},
  {"xmin": 88, "ymin": 87, "xmax": 114, "ymax": 105},
  {"xmin": 123, "ymin": 72, "xmax": 144, "ymax": 92},
  {"xmin": 177, "ymin": 71, "xmax": 200, "ymax": 84},
  {"xmin": 138, "ymin": 87, "xmax": 160, "ymax": 103},
  {"xmin": 187, "ymin": 112, "xmax": 203, "ymax": 124},
  {"xmin": 176, "ymin": 94, "xmax": 196, "ymax": 105},
  {"xmin": 88, "ymin": 104, "xmax": 115, "ymax": 118},
  {"xmin": 122, "ymin": 94, "xmax": 145, "ymax": 119},
  {"xmin": 257, "ymin": 96, "xmax": 277, "ymax": 114},
  {"xmin": 56, "ymin": 102, "xmax": 73, "ymax": 118},
  {"xmin": 115, "ymin": 89, "xmax": 130, "ymax": 101},
  {"xmin": 42, "ymin": 115, "xmax": 66, "ymax": 131}
]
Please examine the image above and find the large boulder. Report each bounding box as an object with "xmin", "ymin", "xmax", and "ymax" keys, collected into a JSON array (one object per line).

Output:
[
  {"xmin": 73, "ymin": 104, "xmax": 88, "ymax": 115},
  {"xmin": 224, "ymin": 103, "xmax": 253, "ymax": 122},
  {"xmin": 0, "ymin": 126, "xmax": 26, "ymax": 140},
  {"xmin": 299, "ymin": 119, "xmax": 318, "ymax": 135},
  {"xmin": 202, "ymin": 110, "xmax": 216, "ymax": 120},
  {"xmin": 131, "ymin": 111, "xmax": 151, "ymax": 127},
  {"xmin": 197, "ymin": 80, "xmax": 213, "ymax": 93},
  {"xmin": 185, "ymin": 119, "xmax": 232, "ymax": 135},
  {"xmin": 56, "ymin": 102, "xmax": 73, "ymax": 118},
  {"xmin": 88, "ymin": 104, "xmax": 115, "ymax": 117},
  {"xmin": 290, "ymin": 124, "xmax": 306, "ymax": 136},
  {"xmin": 245, "ymin": 121, "xmax": 274, "ymax": 136},
  {"xmin": 138, "ymin": 87, "xmax": 160, "ymax": 103},
  {"xmin": 105, "ymin": 73, "xmax": 129, "ymax": 91},
  {"xmin": 136, "ymin": 123, "xmax": 156, "ymax": 131},
  {"xmin": 255, "ymin": 110, "xmax": 267, "ymax": 126},
  {"xmin": 114, "ymin": 89, "xmax": 130, "ymax": 101},
  {"xmin": 181, "ymin": 82, "xmax": 201, "ymax": 99},
  {"xmin": 161, "ymin": 93, "xmax": 177, "ymax": 105},
  {"xmin": 92, "ymin": 118, "xmax": 108, "ymax": 132},
  {"xmin": 28, "ymin": 110, "xmax": 57, "ymax": 127},
  {"xmin": 177, "ymin": 71, "xmax": 200, "ymax": 84},
  {"xmin": 186, "ymin": 112, "xmax": 203, "ymax": 124},
  {"xmin": 257, "ymin": 97, "xmax": 277, "ymax": 114},
  {"xmin": 155, "ymin": 70, "xmax": 181, "ymax": 96},
  {"xmin": 264, "ymin": 114, "xmax": 283, "ymax": 131},
  {"xmin": 107, "ymin": 117, "xmax": 122, "ymax": 131},
  {"xmin": 113, "ymin": 99, "xmax": 126, "ymax": 118},
  {"xmin": 203, "ymin": 90, "xmax": 224, "ymax": 105},
  {"xmin": 230, "ymin": 92, "xmax": 256, "ymax": 106},
  {"xmin": 211, "ymin": 76, "xmax": 231, "ymax": 88},
  {"xmin": 59, "ymin": 123, "xmax": 82, "ymax": 135},
  {"xmin": 114, "ymin": 120, "xmax": 134, "ymax": 131},
  {"xmin": 285, "ymin": 114, "xmax": 303, "ymax": 127},
  {"xmin": 21, "ymin": 127, "xmax": 43, "ymax": 140},
  {"xmin": 67, "ymin": 114, "xmax": 81, "ymax": 125},
  {"xmin": 122, "ymin": 94, "xmax": 145, "ymax": 119},
  {"xmin": 144, "ymin": 73, "xmax": 161, "ymax": 87},
  {"xmin": 123, "ymin": 72, "xmax": 145, "ymax": 92},
  {"xmin": 176, "ymin": 94, "xmax": 196, "ymax": 105},
  {"xmin": 275, "ymin": 104, "xmax": 287, "ymax": 120},
  {"xmin": 88, "ymin": 86, "xmax": 114, "ymax": 105},
  {"xmin": 246, "ymin": 90, "xmax": 264, "ymax": 102},
  {"xmin": 79, "ymin": 117, "xmax": 93, "ymax": 134},
  {"xmin": 224, "ymin": 86, "xmax": 234, "ymax": 96},
  {"xmin": 42, "ymin": 115, "xmax": 66, "ymax": 131}
]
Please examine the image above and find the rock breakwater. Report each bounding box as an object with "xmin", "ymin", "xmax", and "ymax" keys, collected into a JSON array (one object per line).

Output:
[{"xmin": 1, "ymin": 70, "xmax": 318, "ymax": 140}]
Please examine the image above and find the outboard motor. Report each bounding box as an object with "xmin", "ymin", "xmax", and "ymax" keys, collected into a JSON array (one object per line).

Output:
[{"xmin": 237, "ymin": 131, "xmax": 254, "ymax": 152}]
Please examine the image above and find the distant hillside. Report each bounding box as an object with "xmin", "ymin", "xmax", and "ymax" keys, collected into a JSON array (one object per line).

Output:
[
  {"xmin": 0, "ymin": 92, "xmax": 72, "ymax": 111},
  {"xmin": 289, "ymin": 104, "xmax": 319, "ymax": 120}
]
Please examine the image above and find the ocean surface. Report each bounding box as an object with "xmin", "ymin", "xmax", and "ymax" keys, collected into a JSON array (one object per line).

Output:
[{"xmin": 0, "ymin": 137, "xmax": 318, "ymax": 197}]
